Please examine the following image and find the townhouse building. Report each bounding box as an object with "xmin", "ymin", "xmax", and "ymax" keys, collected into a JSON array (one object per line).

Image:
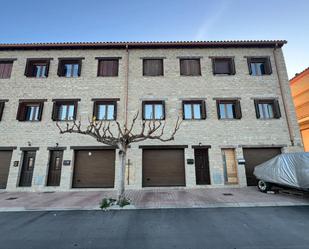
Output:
[{"xmin": 0, "ymin": 41, "xmax": 304, "ymax": 192}]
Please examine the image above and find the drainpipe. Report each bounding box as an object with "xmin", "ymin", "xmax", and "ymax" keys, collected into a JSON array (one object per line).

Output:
[
  {"xmin": 273, "ymin": 44, "xmax": 295, "ymax": 146},
  {"xmin": 124, "ymin": 44, "xmax": 129, "ymax": 130}
]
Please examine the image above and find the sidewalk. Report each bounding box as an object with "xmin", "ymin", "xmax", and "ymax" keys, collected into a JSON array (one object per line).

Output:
[{"xmin": 0, "ymin": 187, "xmax": 308, "ymax": 211}]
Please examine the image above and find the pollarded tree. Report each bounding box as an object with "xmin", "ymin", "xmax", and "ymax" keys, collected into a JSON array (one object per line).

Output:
[{"xmin": 56, "ymin": 112, "xmax": 181, "ymax": 201}]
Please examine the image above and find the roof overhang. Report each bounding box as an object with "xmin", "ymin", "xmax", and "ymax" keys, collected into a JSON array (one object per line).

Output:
[{"xmin": 0, "ymin": 40, "xmax": 287, "ymax": 51}]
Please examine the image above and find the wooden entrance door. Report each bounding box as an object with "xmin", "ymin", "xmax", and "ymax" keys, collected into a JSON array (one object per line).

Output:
[
  {"xmin": 222, "ymin": 149, "xmax": 238, "ymax": 184},
  {"xmin": 0, "ymin": 150, "xmax": 13, "ymax": 189},
  {"xmin": 47, "ymin": 150, "xmax": 63, "ymax": 186},
  {"xmin": 19, "ymin": 151, "xmax": 36, "ymax": 187},
  {"xmin": 194, "ymin": 149, "xmax": 210, "ymax": 185}
]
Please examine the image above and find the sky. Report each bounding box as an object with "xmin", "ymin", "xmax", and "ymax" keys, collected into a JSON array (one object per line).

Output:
[{"xmin": 0, "ymin": 0, "xmax": 308, "ymax": 78}]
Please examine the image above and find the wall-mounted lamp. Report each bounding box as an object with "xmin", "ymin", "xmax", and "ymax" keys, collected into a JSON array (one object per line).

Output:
[{"xmin": 27, "ymin": 141, "xmax": 31, "ymax": 147}]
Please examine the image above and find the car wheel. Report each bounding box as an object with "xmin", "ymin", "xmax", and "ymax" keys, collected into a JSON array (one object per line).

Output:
[{"xmin": 258, "ymin": 180, "xmax": 272, "ymax": 193}]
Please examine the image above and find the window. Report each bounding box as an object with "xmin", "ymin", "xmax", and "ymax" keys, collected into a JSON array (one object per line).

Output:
[
  {"xmin": 52, "ymin": 100, "xmax": 78, "ymax": 121},
  {"xmin": 93, "ymin": 101, "xmax": 117, "ymax": 120},
  {"xmin": 143, "ymin": 59, "xmax": 164, "ymax": 76},
  {"xmin": 212, "ymin": 58, "xmax": 235, "ymax": 75},
  {"xmin": 182, "ymin": 100, "xmax": 206, "ymax": 120},
  {"xmin": 217, "ymin": 100, "xmax": 242, "ymax": 119},
  {"xmin": 180, "ymin": 59, "xmax": 201, "ymax": 76},
  {"xmin": 0, "ymin": 101, "xmax": 5, "ymax": 121},
  {"xmin": 17, "ymin": 101, "xmax": 44, "ymax": 121},
  {"xmin": 25, "ymin": 59, "xmax": 51, "ymax": 78},
  {"xmin": 97, "ymin": 59, "xmax": 119, "ymax": 77},
  {"xmin": 57, "ymin": 58, "xmax": 83, "ymax": 77},
  {"xmin": 0, "ymin": 61, "xmax": 14, "ymax": 79},
  {"xmin": 247, "ymin": 57, "xmax": 272, "ymax": 75},
  {"xmin": 254, "ymin": 99, "xmax": 281, "ymax": 119},
  {"xmin": 142, "ymin": 101, "xmax": 165, "ymax": 120}
]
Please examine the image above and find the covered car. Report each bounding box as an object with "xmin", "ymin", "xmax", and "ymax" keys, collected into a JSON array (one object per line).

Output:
[{"xmin": 253, "ymin": 152, "xmax": 309, "ymax": 192}]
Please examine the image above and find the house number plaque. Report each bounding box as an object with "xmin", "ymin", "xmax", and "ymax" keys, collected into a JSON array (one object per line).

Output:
[{"xmin": 63, "ymin": 160, "xmax": 71, "ymax": 166}]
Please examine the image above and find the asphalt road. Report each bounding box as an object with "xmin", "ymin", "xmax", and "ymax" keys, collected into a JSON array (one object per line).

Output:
[{"xmin": 0, "ymin": 206, "xmax": 308, "ymax": 249}]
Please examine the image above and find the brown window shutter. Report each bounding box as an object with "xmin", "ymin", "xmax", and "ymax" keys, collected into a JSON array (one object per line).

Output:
[
  {"xmin": 191, "ymin": 59, "xmax": 201, "ymax": 75},
  {"xmin": 24, "ymin": 60, "xmax": 31, "ymax": 76},
  {"xmin": 57, "ymin": 61, "xmax": 63, "ymax": 76},
  {"xmin": 0, "ymin": 102, "xmax": 4, "ymax": 121},
  {"xmin": 17, "ymin": 102, "xmax": 26, "ymax": 121},
  {"xmin": 45, "ymin": 61, "xmax": 50, "ymax": 77},
  {"xmin": 0, "ymin": 62, "xmax": 13, "ymax": 78},
  {"xmin": 113, "ymin": 102, "xmax": 117, "ymax": 120},
  {"xmin": 247, "ymin": 58, "xmax": 252, "ymax": 75},
  {"xmin": 52, "ymin": 102, "xmax": 59, "ymax": 121},
  {"xmin": 235, "ymin": 101, "xmax": 242, "ymax": 119},
  {"xmin": 182, "ymin": 101, "xmax": 185, "ymax": 120},
  {"xmin": 273, "ymin": 100, "xmax": 281, "ymax": 118},
  {"xmin": 180, "ymin": 59, "xmax": 189, "ymax": 75},
  {"xmin": 142, "ymin": 102, "xmax": 146, "ymax": 120},
  {"xmin": 93, "ymin": 101, "xmax": 98, "ymax": 119},
  {"xmin": 230, "ymin": 59, "xmax": 236, "ymax": 75},
  {"xmin": 201, "ymin": 101, "xmax": 206, "ymax": 119},
  {"xmin": 213, "ymin": 59, "xmax": 230, "ymax": 74},
  {"xmin": 162, "ymin": 101, "xmax": 166, "ymax": 120},
  {"xmin": 37, "ymin": 102, "xmax": 44, "ymax": 121},
  {"xmin": 216, "ymin": 100, "xmax": 221, "ymax": 119},
  {"xmin": 265, "ymin": 58, "xmax": 272, "ymax": 75},
  {"xmin": 211, "ymin": 59, "xmax": 216, "ymax": 75},
  {"xmin": 73, "ymin": 102, "xmax": 78, "ymax": 120},
  {"xmin": 254, "ymin": 100, "xmax": 260, "ymax": 119},
  {"xmin": 77, "ymin": 61, "xmax": 82, "ymax": 77}
]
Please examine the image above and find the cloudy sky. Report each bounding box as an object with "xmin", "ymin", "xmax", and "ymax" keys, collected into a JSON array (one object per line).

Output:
[{"xmin": 0, "ymin": 0, "xmax": 308, "ymax": 78}]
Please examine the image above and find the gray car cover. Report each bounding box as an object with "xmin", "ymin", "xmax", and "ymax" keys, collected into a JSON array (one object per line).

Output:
[{"xmin": 253, "ymin": 152, "xmax": 309, "ymax": 189}]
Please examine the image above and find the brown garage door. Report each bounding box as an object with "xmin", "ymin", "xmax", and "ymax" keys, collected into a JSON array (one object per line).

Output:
[
  {"xmin": 73, "ymin": 150, "xmax": 115, "ymax": 188},
  {"xmin": 143, "ymin": 149, "xmax": 185, "ymax": 187},
  {"xmin": 243, "ymin": 148, "xmax": 281, "ymax": 186},
  {"xmin": 0, "ymin": 150, "xmax": 13, "ymax": 189}
]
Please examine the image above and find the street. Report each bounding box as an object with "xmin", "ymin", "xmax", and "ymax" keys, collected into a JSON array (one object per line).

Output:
[{"xmin": 0, "ymin": 206, "xmax": 308, "ymax": 249}]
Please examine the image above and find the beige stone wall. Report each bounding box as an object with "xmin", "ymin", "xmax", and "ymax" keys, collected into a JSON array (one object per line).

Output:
[{"xmin": 0, "ymin": 46, "xmax": 303, "ymax": 192}]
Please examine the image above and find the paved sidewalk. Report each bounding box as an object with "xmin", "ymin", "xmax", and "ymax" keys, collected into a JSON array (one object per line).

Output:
[{"xmin": 0, "ymin": 187, "xmax": 308, "ymax": 211}]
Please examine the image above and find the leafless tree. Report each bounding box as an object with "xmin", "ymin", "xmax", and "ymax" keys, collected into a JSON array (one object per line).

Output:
[{"xmin": 56, "ymin": 112, "xmax": 181, "ymax": 201}]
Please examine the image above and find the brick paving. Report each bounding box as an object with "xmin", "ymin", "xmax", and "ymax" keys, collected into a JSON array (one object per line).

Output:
[{"xmin": 0, "ymin": 187, "xmax": 308, "ymax": 211}]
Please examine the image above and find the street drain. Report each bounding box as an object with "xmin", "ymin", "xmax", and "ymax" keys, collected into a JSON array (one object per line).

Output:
[
  {"xmin": 43, "ymin": 191, "xmax": 55, "ymax": 194},
  {"xmin": 223, "ymin": 193, "xmax": 233, "ymax": 196},
  {"xmin": 6, "ymin": 197, "xmax": 18, "ymax": 200}
]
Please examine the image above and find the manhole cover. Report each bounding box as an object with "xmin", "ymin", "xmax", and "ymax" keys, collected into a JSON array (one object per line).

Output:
[
  {"xmin": 6, "ymin": 197, "xmax": 18, "ymax": 200},
  {"xmin": 222, "ymin": 193, "xmax": 233, "ymax": 196}
]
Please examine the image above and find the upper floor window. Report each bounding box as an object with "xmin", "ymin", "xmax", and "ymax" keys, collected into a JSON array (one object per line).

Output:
[
  {"xmin": 25, "ymin": 59, "xmax": 51, "ymax": 78},
  {"xmin": 254, "ymin": 99, "xmax": 281, "ymax": 119},
  {"xmin": 0, "ymin": 60, "xmax": 14, "ymax": 79},
  {"xmin": 97, "ymin": 58, "xmax": 119, "ymax": 77},
  {"xmin": 216, "ymin": 99, "xmax": 242, "ymax": 119},
  {"xmin": 247, "ymin": 57, "xmax": 272, "ymax": 76},
  {"xmin": 180, "ymin": 58, "xmax": 201, "ymax": 76},
  {"xmin": 52, "ymin": 99, "xmax": 79, "ymax": 121},
  {"xmin": 143, "ymin": 59, "xmax": 164, "ymax": 76},
  {"xmin": 182, "ymin": 100, "xmax": 206, "ymax": 120},
  {"xmin": 212, "ymin": 57, "xmax": 235, "ymax": 75},
  {"xmin": 0, "ymin": 101, "xmax": 6, "ymax": 121},
  {"xmin": 93, "ymin": 100, "xmax": 117, "ymax": 120},
  {"xmin": 57, "ymin": 58, "xmax": 83, "ymax": 78},
  {"xmin": 16, "ymin": 100, "xmax": 44, "ymax": 121},
  {"xmin": 142, "ymin": 101, "xmax": 165, "ymax": 120}
]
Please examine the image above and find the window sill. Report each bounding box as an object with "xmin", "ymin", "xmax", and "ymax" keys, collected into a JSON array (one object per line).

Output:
[
  {"xmin": 213, "ymin": 74, "xmax": 234, "ymax": 76},
  {"xmin": 257, "ymin": 118, "xmax": 280, "ymax": 120},
  {"xmin": 180, "ymin": 75, "xmax": 202, "ymax": 77},
  {"xmin": 142, "ymin": 75, "xmax": 164, "ymax": 77},
  {"xmin": 218, "ymin": 118, "xmax": 241, "ymax": 121},
  {"xmin": 97, "ymin": 75, "xmax": 119, "ymax": 77}
]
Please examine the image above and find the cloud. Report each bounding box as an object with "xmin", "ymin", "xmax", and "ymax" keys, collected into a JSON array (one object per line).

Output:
[{"xmin": 194, "ymin": 0, "xmax": 231, "ymax": 40}]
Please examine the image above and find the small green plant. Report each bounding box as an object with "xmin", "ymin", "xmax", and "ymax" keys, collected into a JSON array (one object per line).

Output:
[
  {"xmin": 117, "ymin": 197, "xmax": 131, "ymax": 207},
  {"xmin": 100, "ymin": 198, "xmax": 116, "ymax": 210}
]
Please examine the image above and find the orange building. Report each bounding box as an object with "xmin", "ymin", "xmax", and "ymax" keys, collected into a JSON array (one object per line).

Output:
[{"xmin": 290, "ymin": 67, "xmax": 309, "ymax": 151}]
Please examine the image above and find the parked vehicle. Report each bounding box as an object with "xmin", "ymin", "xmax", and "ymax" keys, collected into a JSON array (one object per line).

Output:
[{"xmin": 253, "ymin": 152, "xmax": 309, "ymax": 193}]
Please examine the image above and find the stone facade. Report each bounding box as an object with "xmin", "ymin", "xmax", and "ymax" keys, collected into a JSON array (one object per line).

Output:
[{"xmin": 0, "ymin": 42, "xmax": 304, "ymax": 192}]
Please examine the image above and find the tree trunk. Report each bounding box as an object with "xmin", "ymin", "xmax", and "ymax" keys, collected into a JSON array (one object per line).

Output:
[{"xmin": 117, "ymin": 147, "xmax": 127, "ymax": 200}]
